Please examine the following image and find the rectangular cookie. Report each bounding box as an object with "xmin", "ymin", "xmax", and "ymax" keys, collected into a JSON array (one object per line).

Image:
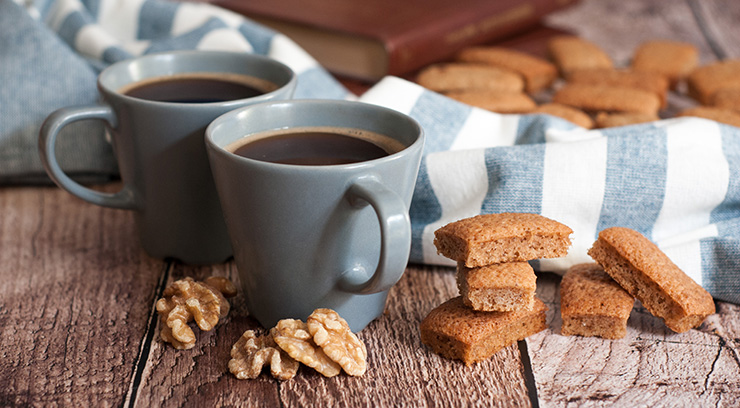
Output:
[
  {"xmin": 567, "ymin": 68, "xmax": 669, "ymax": 108},
  {"xmin": 560, "ymin": 263, "xmax": 634, "ymax": 339},
  {"xmin": 553, "ymin": 83, "xmax": 661, "ymax": 115},
  {"xmin": 434, "ymin": 213, "xmax": 573, "ymax": 268},
  {"xmin": 446, "ymin": 90, "xmax": 536, "ymax": 114},
  {"xmin": 457, "ymin": 261, "xmax": 536, "ymax": 312},
  {"xmin": 687, "ymin": 59, "xmax": 740, "ymax": 104},
  {"xmin": 532, "ymin": 103, "xmax": 594, "ymax": 129},
  {"xmin": 677, "ymin": 106, "xmax": 740, "ymax": 128},
  {"xmin": 595, "ymin": 112, "xmax": 660, "ymax": 128},
  {"xmin": 420, "ymin": 296, "xmax": 547, "ymax": 365},
  {"xmin": 456, "ymin": 46, "xmax": 558, "ymax": 94},
  {"xmin": 416, "ymin": 63, "xmax": 524, "ymax": 94},
  {"xmin": 548, "ymin": 35, "xmax": 613, "ymax": 77},
  {"xmin": 712, "ymin": 87, "xmax": 740, "ymax": 112},
  {"xmin": 631, "ymin": 40, "xmax": 698, "ymax": 88},
  {"xmin": 587, "ymin": 227, "xmax": 715, "ymax": 333}
]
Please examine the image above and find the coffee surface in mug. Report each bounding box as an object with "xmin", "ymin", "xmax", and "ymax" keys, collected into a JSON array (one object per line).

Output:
[
  {"xmin": 228, "ymin": 126, "xmax": 406, "ymax": 166},
  {"xmin": 121, "ymin": 72, "xmax": 278, "ymax": 103}
]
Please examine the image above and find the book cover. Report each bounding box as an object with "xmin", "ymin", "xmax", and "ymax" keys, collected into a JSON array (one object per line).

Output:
[{"xmin": 211, "ymin": 0, "xmax": 579, "ymax": 81}]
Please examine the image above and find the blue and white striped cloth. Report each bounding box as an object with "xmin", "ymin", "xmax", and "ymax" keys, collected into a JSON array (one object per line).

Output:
[
  {"xmin": 361, "ymin": 77, "xmax": 740, "ymax": 305},
  {"xmin": 8, "ymin": 0, "xmax": 740, "ymax": 304}
]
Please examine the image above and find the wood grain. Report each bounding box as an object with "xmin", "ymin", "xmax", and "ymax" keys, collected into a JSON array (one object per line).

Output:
[
  {"xmin": 527, "ymin": 273, "xmax": 740, "ymax": 408},
  {"xmin": 0, "ymin": 185, "xmax": 164, "ymax": 407},
  {"xmin": 133, "ymin": 262, "xmax": 533, "ymax": 407}
]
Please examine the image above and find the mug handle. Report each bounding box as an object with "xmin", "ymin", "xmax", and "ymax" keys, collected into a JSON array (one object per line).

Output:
[
  {"xmin": 339, "ymin": 176, "xmax": 411, "ymax": 294},
  {"xmin": 39, "ymin": 105, "xmax": 137, "ymax": 210}
]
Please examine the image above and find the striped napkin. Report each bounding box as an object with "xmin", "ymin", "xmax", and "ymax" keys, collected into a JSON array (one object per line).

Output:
[
  {"xmin": 361, "ymin": 77, "xmax": 740, "ymax": 305},
  {"xmin": 8, "ymin": 0, "xmax": 740, "ymax": 304}
]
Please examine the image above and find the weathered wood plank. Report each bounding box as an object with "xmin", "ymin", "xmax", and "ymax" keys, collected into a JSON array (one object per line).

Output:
[
  {"xmin": 133, "ymin": 263, "xmax": 533, "ymax": 407},
  {"xmin": 545, "ymin": 0, "xmax": 738, "ymax": 66},
  {"xmin": 0, "ymin": 185, "xmax": 164, "ymax": 407},
  {"xmin": 527, "ymin": 273, "xmax": 740, "ymax": 408}
]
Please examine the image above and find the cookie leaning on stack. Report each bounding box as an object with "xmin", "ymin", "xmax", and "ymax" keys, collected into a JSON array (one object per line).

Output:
[{"xmin": 420, "ymin": 212, "xmax": 572, "ymax": 365}]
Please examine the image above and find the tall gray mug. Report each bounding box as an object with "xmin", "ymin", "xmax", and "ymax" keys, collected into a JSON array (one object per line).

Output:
[
  {"xmin": 39, "ymin": 51, "xmax": 296, "ymax": 264},
  {"xmin": 205, "ymin": 100, "xmax": 424, "ymax": 331}
]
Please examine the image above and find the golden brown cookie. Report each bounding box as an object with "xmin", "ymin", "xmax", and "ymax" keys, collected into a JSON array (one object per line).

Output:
[
  {"xmin": 532, "ymin": 103, "xmax": 594, "ymax": 129},
  {"xmin": 677, "ymin": 106, "xmax": 740, "ymax": 128},
  {"xmin": 416, "ymin": 63, "xmax": 524, "ymax": 94},
  {"xmin": 567, "ymin": 68, "xmax": 669, "ymax": 108},
  {"xmin": 595, "ymin": 112, "xmax": 660, "ymax": 128},
  {"xmin": 420, "ymin": 296, "xmax": 547, "ymax": 365},
  {"xmin": 711, "ymin": 87, "xmax": 740, "ymax": 112},
  {"xmin": 456, "ymin": 46, "xmax": 558, "ymax": 94},
  {"xmin": 587, "ymin": 227, "xmax": 715, "ymax": 333},
  {"xmin": 687, "ymin": 59, "xmax": 740, "ymax": 104},
  {"xmin": 553, "ymin": 83, "xmax": 661, "ymax": 115},
  {"xmin": 434, "ymin": 213, "xmax": 572, "ymax": 268},
  {"xmin": 446, "ymin": 90, "xmax": 536, "ymax": 113},
  {"xmin": 631, "ymin": 40, "xmax": 698, "ymax": 88},
  {"xmin": 548, "ymin": 35, "xmax": 613, "ymax": 77},
  {"xmin": 560, "ymin": 263, "xmax": 634, "ymax": 339},
  {"xmin": 457, "ymin": 261, "xmax": 536, "ymax": 312}
]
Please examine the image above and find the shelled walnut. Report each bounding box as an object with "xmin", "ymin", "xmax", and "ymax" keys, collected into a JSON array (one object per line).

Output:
[{"xmin": 156, "ymin": 276, "xmax": 235, "ymax": 349}]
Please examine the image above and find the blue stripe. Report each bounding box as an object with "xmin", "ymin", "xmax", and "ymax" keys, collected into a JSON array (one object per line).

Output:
[
  {"xmin": 137, "ymin": 0, "xmax": 179, "ymax": 40},
  {"xmin": 408, "ymin": 160, "xmax": 442, "ymax": 263},
  {"xmin": 710, "ymin": 124, "xmax": 740, "ymax": 224},
  {"xmin": 480, "ymin": 144, "xmax": 545, "ymax": 214},
  {"xmin": 101, "ymin": 46, "xmax": 133, "ymax": 66},
  {"xmin": 409, "ymin": 92, "xmax": 471, "ymax": 154},
  {"xmin": 81, "ymin": 0, "xmax": 102, "ymax": 19},
  {"xmin": 700, "ymin": 238, "xmax": 740, "ymax": 304},
  {"xmin": 517, "ymin": 114, "xmax": 577, "ymax": 144},
  {"xmin": 294, "ymin": 67, "xmax": 350, "ymax": 99},
  {"xmin": 238, "ymin": 21, "xmax": 275, "ymax": 55},
  {"xmin": 596, "ymin": 130, "xmax": 667, "ymax": 239},
  {"xmin": 144, "ymin": 17, "xmax": 227, "ymax": 54},
  {"xmin": 56, "ymin": 11, "xmax": 93, "ymax": 47}
]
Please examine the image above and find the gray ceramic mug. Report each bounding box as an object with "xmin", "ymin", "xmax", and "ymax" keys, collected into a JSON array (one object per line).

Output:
[
  {"xmin": 39, "ymin": 51, "xmax": 296, "ymax": 264},
  {"xmin": 205, "ymin": 100, "xmax": 424, "ymax": 331}
]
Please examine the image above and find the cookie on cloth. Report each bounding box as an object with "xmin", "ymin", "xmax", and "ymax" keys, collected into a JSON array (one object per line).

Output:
[
  {"xmin": 445, "ymin": 90, "xmax": 536, "ymax": 114},
  {"xmin": 548, "ymin": 35, "xmax": 613, "ymax": 77},
  {"xmin": 631, "ymin": 40, "xmax": 698, "ymax": 88},
  {"xmin": 532, "ymin": 103, "xmax": 594, "ymax": 129},
  {"xmin": 416, "ymin": 63, "xmax": 524, "ymax": 94},
  {"xmin": 456, "ymin": 46, "xmax": 558, "ymax": 93},
  {"xmin": 553, "ymin": 83, "xmax": 661, "ymax": 115}
]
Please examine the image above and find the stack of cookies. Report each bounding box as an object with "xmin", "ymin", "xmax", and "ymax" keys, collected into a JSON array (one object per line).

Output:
[{"xmin": 419, "ymin": 212, "xmax": 573, "ymax": 365}]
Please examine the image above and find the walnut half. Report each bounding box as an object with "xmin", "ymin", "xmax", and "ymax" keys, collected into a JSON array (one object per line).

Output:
[
  {"xmin": 228, "ymin": 330, "xmax": 299, "ymax": 380},
  {"xmin": 156, "ymin": 277, "xmax": 234, "ymax": 349}
]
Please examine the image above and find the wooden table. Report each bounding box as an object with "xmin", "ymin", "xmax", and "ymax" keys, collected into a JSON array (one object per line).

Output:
[{"xmin": 3, "ymin": 0, "xmax": 740, "ymax": 406}]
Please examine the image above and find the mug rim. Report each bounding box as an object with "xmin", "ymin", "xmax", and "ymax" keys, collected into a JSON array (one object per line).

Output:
[
  {"xmin": 205, "ymin": 99, "xmax": 425, "ymax": 170},
  {"xmin": 97, "ymin": 50, "xmax": 297, "ymax": 108}
]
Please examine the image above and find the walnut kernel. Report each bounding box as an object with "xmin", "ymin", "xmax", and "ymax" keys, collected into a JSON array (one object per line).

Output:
[
  {"xmin": 271, "ymin": 319, "xmax": 342, "ymax": 377},
  {"xmin": 307, "ymin": 308, "xmax": 367, "ymax": 376},
  {"xmin": 156, "ymin": 277, "xmax": 234, "ymax": 349},
  {"xmin": 229, "ymin": 330, "xmax": 299, "ymax": 380}
]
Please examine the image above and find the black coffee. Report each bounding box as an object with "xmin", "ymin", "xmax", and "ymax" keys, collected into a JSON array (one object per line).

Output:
[
  {"xmin": 122, "ymin": 74, "xmax": 273, "ymax": 103},
  {"xmin": 231, "ymin": 128, "xmax": 401, "ymax": 166}
]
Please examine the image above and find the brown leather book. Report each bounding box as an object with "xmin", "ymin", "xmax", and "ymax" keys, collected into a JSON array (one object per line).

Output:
[{"xmin": 211, "ymin": 0, "xmax": 579, "ymax": 81}]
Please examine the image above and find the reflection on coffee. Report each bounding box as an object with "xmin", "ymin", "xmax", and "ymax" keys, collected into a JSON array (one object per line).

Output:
[
  {"xmin": 121, "ymin": 73, "xmax": 278, "ymax": 103},
  {"xmin": 228, "ymin": 126, "xmax": 406, "ymax": 166}
]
